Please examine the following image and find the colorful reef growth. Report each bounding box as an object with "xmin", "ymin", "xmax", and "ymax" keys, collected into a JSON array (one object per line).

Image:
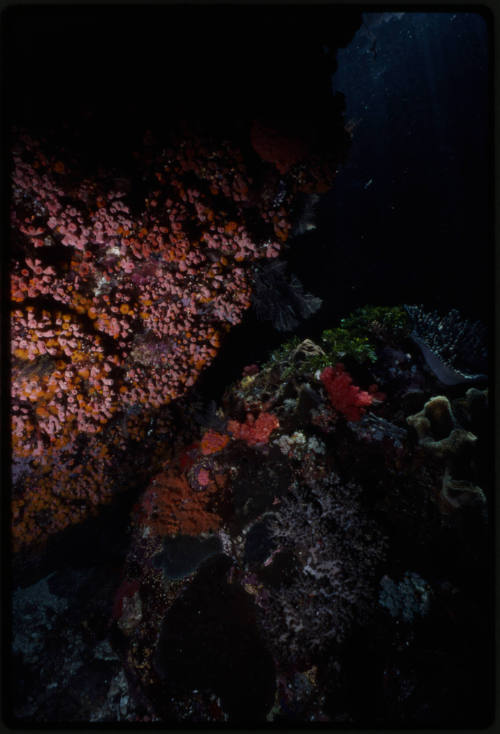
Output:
[
  {"xmin": 320, "ymin": 364, "xmax": 373, "ymax": 421},
  {"xmin": 10, "ymin": 115, "xmax": 352, "ymax": 552},
  {"xmin": 8, "ymin": 4, "xmax": 491, "ymax": 725},
  {"xmin": 112, "ymin": 321, "xmax": 387, "ymax": 718},
  {"xmin": 12, "ymin": 302, "xmax": 491, "ymax": 724},
  {"xmin": 106, "ymin": 303, "xmax": 488, "ymax": 723}
]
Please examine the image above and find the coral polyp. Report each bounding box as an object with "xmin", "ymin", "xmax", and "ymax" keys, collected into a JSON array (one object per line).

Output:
[
  {"xmin": 10, "ymin": 119, "xmax": 346, "ymax": 551},
  {"xmin": 8, "ymin": 6, "xmax": 491, "ymax": 726}
]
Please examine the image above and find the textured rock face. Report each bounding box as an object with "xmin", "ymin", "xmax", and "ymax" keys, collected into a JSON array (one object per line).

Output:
[
  {"xmin": 9, "ymin": 303, "xmax": 491, "ymax": 724},
  {"xmin": 11, "ymin": 567, "xmax": 147, "ymax": 723},
  {"xmin": 8, "ymin": 5, "xmax": 363, "ymax": 557},
  {"xmin": 104, "ymin": 308, "xmax": 488, "ymax": 723},
  {"xmin": 10, "ymin": 114, "xmax": 351, "ymax": 553},
  {"xmin": 7, "ymin": 7, "xmax": 491, "ymax": 726}
]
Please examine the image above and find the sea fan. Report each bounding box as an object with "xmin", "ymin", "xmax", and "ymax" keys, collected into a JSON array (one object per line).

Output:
[
  {"xmin": 404, "ymin": 305, "xmax": 487, "ymax": 385},
  {"xmin": 251, "ymin": 259, "xmax": 322, "ymax": 332}
]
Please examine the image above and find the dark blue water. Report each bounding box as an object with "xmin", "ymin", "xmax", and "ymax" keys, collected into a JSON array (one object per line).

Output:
[
  {"xmin": 333, "ymin": 11, "xmax": 490, "ymax": 318},
  {"xmin": 295, "ymin": 11, "xmax": 490, "ymax": 325}
]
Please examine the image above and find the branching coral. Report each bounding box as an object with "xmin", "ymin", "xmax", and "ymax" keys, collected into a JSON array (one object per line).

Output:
[{"xmin": 259, "ymin": 474, "xmax": 386, "ymax": 664}]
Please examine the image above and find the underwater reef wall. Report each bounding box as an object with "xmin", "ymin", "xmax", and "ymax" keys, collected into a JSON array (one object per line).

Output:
[
  {"xmin": 9, "ymin": 5, "xmax": 361, "ymax": 555},
  {"xmin": 100, "ymin": 305, "xmax": 489, "ymax": 724},
  {"xmin": 10, "ymin": 120, "xmax": 351, "ymax": 551},
  {"xmin": 7, "ymin": 7, "xmax": 491, "ymax": 726},
  {"xmin": 10, "ymin": 304, "xmax": 491, "ymax": 724}
]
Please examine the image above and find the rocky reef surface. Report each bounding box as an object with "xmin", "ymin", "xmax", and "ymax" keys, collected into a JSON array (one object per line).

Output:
[
  {"xmin": 6, "ymin": 7, "xmax": 491, "ymax": 726},
  {"xmin": 10, "ymin": 305, "xmax": 491, "ymax": 725}
]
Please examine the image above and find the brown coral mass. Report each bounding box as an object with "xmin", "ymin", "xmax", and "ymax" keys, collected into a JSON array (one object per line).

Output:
[
  {"xmin": 137, "ymin": 468, "xmax": 222, "ymax": 537},
  {"xmin": 250, "ymin": 119, "xmax": 312, "ymax": 174}
]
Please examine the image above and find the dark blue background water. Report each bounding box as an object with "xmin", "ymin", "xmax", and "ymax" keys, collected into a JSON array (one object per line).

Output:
[
  {"xmin": 198, "ymin": 10, "xmax": 492, "ymax": 394},
  {"xmin": 320, "ymin": 11, "xmax": 490, "ymax": 322},
  {"xmin": 5, "ymin": 8, "xmax": 491, "ymax": 390}
]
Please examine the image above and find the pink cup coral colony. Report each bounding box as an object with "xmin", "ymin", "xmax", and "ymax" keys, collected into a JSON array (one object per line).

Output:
[{"xmin": 10, "ymin": 124, "xmax": 341, "ymax": 552}]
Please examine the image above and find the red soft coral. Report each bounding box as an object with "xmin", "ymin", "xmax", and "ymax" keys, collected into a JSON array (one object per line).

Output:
[
  {"xmin": 227, "ymin": 411, "xmax": 279, "ymax": 446},
  {"xmin": 320, "ymin": 364, "xmax": 373, "ymax": 422},
  {"xmin": 200, "ymin": 429, "xmax": 230, "ymax": 456}
]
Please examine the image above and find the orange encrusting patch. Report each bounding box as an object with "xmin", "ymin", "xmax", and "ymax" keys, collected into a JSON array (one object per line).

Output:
[
  {"xmin": 200, "ymin": 429, "xmax": 230, "ymax": 456},
  {"xmin": 136, "ymin": 467, "xmax": 222, "ymax": 537}
]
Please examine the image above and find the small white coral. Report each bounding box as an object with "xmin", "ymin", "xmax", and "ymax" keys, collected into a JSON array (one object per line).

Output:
[
  {"xmin": 274, "ymin": 431, "xmax": 325, "ymax": 460},
  {"xmin": 379, "ymin": 571, "xmax": 431, "ymax": 623},
  {"xmin": 307, "ymin": 435, "xmax": 326, "ymax": 455}
]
